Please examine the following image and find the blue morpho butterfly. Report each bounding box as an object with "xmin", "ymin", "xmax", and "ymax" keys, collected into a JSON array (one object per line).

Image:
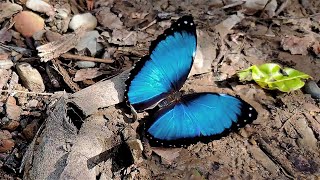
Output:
[{"xmin": 125, "ymin": 15, "xmax": 258, "ymax": 147}]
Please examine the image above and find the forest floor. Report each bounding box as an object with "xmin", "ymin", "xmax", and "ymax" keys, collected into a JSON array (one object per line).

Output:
[{"xmin": 0, "ymin": 0, "xmax": 320, "ymax": 179}]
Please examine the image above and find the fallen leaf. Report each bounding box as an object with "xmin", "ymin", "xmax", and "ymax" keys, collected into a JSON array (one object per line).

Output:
[
  {"xmin": 244, "ymin": 0, "xmax": 277, "ymax": 17},
  {"xmin": 190, "ymin": 30, "xmax": 217, "ymax": 76},
  {"xmin": 73, "ymin": 68, "xmax": 103, "ymax": 81},
  {"xmin": 0, "ymin": 28, "xmax": 12, "ymax": 43},
  {"xmin": 0, "ymin": 2, "xmax": 23, "ymax": 23},
  {"xmin": 215, "ymin": 13, "xmax": 245, "ymax": 38},
  {"xmin": 281, "ymin": 35, "xmax": 314, "ymax": 55},
  {"xmin": 238, "ymin": 63, "xmax": 311, "ymax": 92},
  {"xmin": 96, "ymin": 7, "xmax": 123, "ymax": 30},
  {"xmin": 152, "ymin": 148, "xmax": 181, "ymax": 165}
]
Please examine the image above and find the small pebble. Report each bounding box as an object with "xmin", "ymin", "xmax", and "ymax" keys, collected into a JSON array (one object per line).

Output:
[
  {"xmin": 26, "ymin": 0, "xmax": 55, "ymax": 17},
  {"xmin": 32, "ymin": 30, "xmax": 46, "ymax": 41},
  {"xmin": 3, "ymin": 120, "xmax": 20, "ymax": 131},
  {"xmin": 0, "ymin": 139, "xmax": 15, "ymax": 153},
  {"xmin": 16, "ymin": 62, "xmax": 45, "ymax": 92},
  {"xmin": 69, "ymin": 13, "xmax": 97, "ymax": 31},
  {"xmin": 0, "ymin": 117, "xmax": 10, "ymax": 127},
  {"xmin": 0, "ymin": 130, "xmax": 12, "ymax": 140},
  {"xmin": 45, "ymin": 30, "xmax": 62, "ymax": 42},
  {"xmin": 75, "ymin": 61, "xmax": 96, "ymax": 68},
  {"xmin": 0, "ymin": 60, "xmax": 14, "ymax": 70},
  {"xmin": 27, "ymin": 99, "xmax": 39, "ymax": 108},
  {"xmin": 13, "ymin": 11, "xmax": 45, "ymax": 37},
  {"xmin": 5, "ymin": 96, "xmax": 22, "ymax": 121},
  {"xmin": 56, "ymin": 8, "xmax": 70, "ymax": 20},
  {"xmin": 22, "ymin": 121, "xmax": 38, "ymax": 140},
  {"xmin": 304, "ymin": 80, "xmax": 320, "ymax": 99}
]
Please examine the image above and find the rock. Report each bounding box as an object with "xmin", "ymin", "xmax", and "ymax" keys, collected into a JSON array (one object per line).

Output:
[
  {"xmin": 0, "ymin": 60, "xmax": 14, "ymax": 69},
  {"xmin": 32, "ymin": 30, "xmax": 46, "ymax": 41},
  {"xmin": 0, "ymin": 139, "xmax": 15, "ymax": 153},
  {"xmin": 26, "ymin": 0, "xmax": 55, "ymax": 17},
  {"xmin": 5, "ymin": 96, "xmax": 21, "ymax": 121},
  {"xmin": 22, "ymin": 120, "xmax": 38, "ymax": 140},
  {"xmin": 0, "ymin": 130, "xmax": 12, "ymax": 140},
  {"xmin": 3, "ymin": 120, "xmax": 20, "ymax": 131},
  {"xmin": 45, "ymin": 30, "xmax": 62, "ymax": 42},
  {"xmin": 304, "ymin": 80, "xmax": 320, "ymax": 99},
  {"xmin": 13, "ymin": 11, "xmax": 45, "ymax": 37},
  {"xmin": 76, "ymin": 30, "xmax": 102, "ymax": 56},
  {"xmin": 27, "ymin": 99, "xmax": 39, "ymax": 108},
  {"xmin": 75, "ymin": 61, "xmax": 96, "ymax": 68},
  {"xmin": 69, "ymin": 13, "xmax": 97, "ymax": 31},
  {"xmin": 16, "ymin": 62, "xmax": 45, "ymax": 92},
  {"xmin": 56, "ymin": 7, "xmax": 70, "ymax": 20},
  {"xmin": 0, "ymin": 69, "xmax": 11, "ymax": 90}
]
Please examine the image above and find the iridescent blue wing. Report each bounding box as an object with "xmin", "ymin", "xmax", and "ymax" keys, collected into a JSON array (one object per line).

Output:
[
  {"xmin": 125, "ymin": 16, "xmax": 197, "ymax": 111},
  {"xmin": 145, "ymin": 93, "xmax": 258, "ymax": 147}
]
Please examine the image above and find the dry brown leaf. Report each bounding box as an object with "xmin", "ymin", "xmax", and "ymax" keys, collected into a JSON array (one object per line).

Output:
[
  {"xmin": 0, "ymin": 28, "xmax": 12, "ymax": 43},
  {"xmin": 0, "ymin": 2, "xmax": 22, "ymax": 23},
  {"xmin": 96, "ymin": 7, "xmax": 123, "ymax": 30},
  {"xmin": 215, "ymin": 13, "xmax": 245, "ymax": 38},
  {"xmin": 152, "ymin": 148, "xmax": 181, "ymax": 165},
  {"xmin": 281, "ymin": 35, "xmax": 314, "ymax": 55},
  {"xmin": 73, "ymin": 68, "xmax": 103, "ymax": 82}
]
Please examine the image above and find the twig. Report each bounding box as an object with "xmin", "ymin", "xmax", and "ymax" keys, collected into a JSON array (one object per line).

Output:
[
  {"xmin": 52, "ymin": 59, "xmax": 81, "ymax": 92},
  {"xmin": 259, "ymin": 0, "xmax": 273, "ymax": 18},
  {"xmin": 0, "ymin": 90, "xmax": 53, "ymax": 96},
  {"xmin": 280, "ymin": 109, "xmax": 298, "ymax": 130},
  {"xmin": 246, "ymin": 12, "xmax": 320, "ymax": 21},
  {"xmin": 60, "ymin": 53, "xmax": 114, "ymax": 63},
  {"xmin": 123, "ymin": 31, "xmax": 134, "ymax": 41},
  {"xmin": 255, "ymin": 137, "xmax": 295, "ymax": 179},
  {"xmin": 139, "ymin": 19, "xmax": 157, "ymax": 31},
  {"xmin": 275, "ymin": 0, "xmax": 290, "ymax": 16}
]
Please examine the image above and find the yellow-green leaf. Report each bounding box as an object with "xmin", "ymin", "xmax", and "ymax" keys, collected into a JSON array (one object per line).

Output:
[{"xmin": 237, "ymin": 63, "xmax": 311, "ymax": 92}]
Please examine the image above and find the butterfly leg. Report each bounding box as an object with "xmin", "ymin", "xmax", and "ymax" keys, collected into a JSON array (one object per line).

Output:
[{"xmin": 129, "ymin": 104, "xmax": 138, "ymax": 121}]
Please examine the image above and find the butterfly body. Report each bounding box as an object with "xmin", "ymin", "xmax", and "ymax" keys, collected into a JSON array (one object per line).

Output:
[{"xmin": 125, "ymin": 16, "xmax": 258, "ymax": 147}]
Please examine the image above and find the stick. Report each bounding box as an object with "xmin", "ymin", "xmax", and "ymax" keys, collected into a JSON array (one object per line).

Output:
[
  {"xmin": 0, "ymin": 90, "xmax": 53, "ymax": 96},
  {"xmin": 60, "ymin": 53, "xmax": 114, "ymax": 63}
]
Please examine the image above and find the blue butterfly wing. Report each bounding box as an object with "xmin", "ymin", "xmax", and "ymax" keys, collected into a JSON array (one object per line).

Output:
[
  {"xmin": 126, "ymin": 16, "xmax": 197, "ymax": 111},
  {"xmin": 145, "ymin": 93, "xmax": 258, "ymax": 147}
]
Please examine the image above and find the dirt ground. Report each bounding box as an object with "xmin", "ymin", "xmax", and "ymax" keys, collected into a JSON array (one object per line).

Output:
[{"xmin": 0, "ymin": 0, "xmax": 320, "ymax": 179}]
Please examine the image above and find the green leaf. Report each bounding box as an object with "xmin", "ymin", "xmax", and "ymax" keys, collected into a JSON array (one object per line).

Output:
[{"xmin": 237, "ymin": 63, "xmax": 311, "ymax": 92}]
